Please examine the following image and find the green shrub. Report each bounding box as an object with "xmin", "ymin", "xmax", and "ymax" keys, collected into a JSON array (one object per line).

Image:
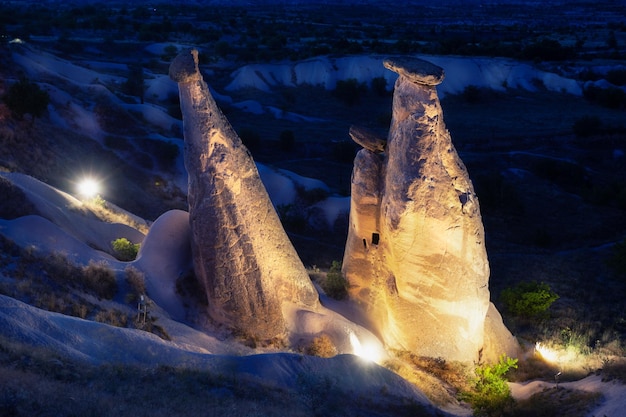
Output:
[
  {"xmin": 111, "ymin": 238, "xmax": 140, "ymax": 261},
  {"xmin": 461, "ymin": 355, "xmax": 518, "ymax": 417},
  {"xmin": 501, "ymin": 281, "xmax": 559, "ymax": 319},
  {"xmin": 323, "ymin": 260, "xmax": 348, "ymax": 300}
]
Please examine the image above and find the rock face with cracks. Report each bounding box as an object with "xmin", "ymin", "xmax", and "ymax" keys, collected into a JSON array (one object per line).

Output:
[
  {"xmin": 342, "ymin": 57, "xmax": 518, "ymax": 362},
  {"xmin": 169, "ymin": 49, "xmax": 320, "ymax": 343}
]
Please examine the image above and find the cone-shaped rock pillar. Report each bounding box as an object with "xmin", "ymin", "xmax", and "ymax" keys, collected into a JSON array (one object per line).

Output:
[
  {"xmin": 170, "ymin": 49, "xmax": 319, "ymax": 342},
  {"xmin": 343, "ymin": 57, "xmax": 517, "ymax": 362}
]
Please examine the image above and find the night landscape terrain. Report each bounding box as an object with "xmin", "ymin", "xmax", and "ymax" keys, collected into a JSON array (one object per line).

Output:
[{"xmin": 0, "ymin": 0, "xmax": 625, "ymax": 416}]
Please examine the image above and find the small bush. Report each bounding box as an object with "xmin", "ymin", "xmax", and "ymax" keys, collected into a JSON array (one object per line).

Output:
[
  {"xmin": 305, "ymin": 334, "xmax": 337, "ymax": 358},
  {"xmin": 111, "ymin": 238, "xmax": 140, "ymax": 261},
  {"xmin": 82, "ymin": 261, "xmax": 117, "ymax": 299},
  {"xmin": 501, "ymin": 281, "xmax": 559, "ymax": 319},
  {"xmin": 124, "ymin": 266, "xmax": 146, "ymax": 299},
  {"xmin": 94, "ymin": 308, "xmax": 128, "ymax": 328},
  {"xmin": 322, "ymin": 260, "xmax": 348, "ymax": 300},
  {"xmin": 44, "ymin": 252, "xmax": 82, "ymax": 286},
  {"xmin": 461, "ymin": 355, "xmax": 518, "ymax": 417}
]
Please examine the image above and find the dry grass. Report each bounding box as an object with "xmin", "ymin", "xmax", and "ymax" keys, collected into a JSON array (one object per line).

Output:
[
  {"xmin": 0, "ymin": 236, "xmax": 173, "ymax": 340},
  {"xmin": 384, "ymin": 350, "xmax": 471, "ymax": 407},
  {"xmin": 0, "ymin": 336, "xmax": 432, "ymax": 417},
  {"xmin": 124, "ymin": 266, "xmax": 146, "ymax": 299},
  {"xmin": 304, "ymin": 334, "xmax": 337, "ymax": 358},
  {"xmin": 601, "ymin": 357, "xmax": 626, "ymax": 383},
  {"xmin": 82, "ymin": 197, "xmax": 150, "ymax": 234},
  {"xmin": 508, "ymin": 387, "xmax": 603, "ymax": 417}
]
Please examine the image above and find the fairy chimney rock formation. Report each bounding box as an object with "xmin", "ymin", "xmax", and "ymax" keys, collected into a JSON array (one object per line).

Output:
[
  {"xmin": 343, "ymin": 57, "xmax": 517, "ymax": 362},
  {"xmin": 170, "ymin": 49, "xmax": 320, "ymax": 342}
]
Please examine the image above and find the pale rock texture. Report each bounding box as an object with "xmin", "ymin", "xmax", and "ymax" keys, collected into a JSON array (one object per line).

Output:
[
  {"xmin": 169, "ymin": 49, "xmax": 320, "ymax": 343},
  {"xmin": 343, "ymin": 57, "xmax": 517, "ymax": 362}
]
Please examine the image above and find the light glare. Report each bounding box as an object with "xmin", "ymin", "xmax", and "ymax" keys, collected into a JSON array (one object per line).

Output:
[
  {"xmin": 77, "ymin": 178, "xmax": 100, "ymax": 198},
  {"xmin": 535, "ymin": 342, "xmax": 559, "ymax": 363},
  {"xmin": 350, "ymin": 332, "xmax": 382, "ymax": 363}
]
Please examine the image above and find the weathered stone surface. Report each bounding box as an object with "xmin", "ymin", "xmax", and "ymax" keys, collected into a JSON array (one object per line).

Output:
[
  {"xmin": 383, "ymin": 57, "xmax": 445, "ymax": 86},
  {"xmin": 170, "ymin": 49, "xmax": 320, "ymax": 343},
  {"xmin": 349, "ymin": 125, "xmax": 386, "ymax": 154},
  {"xmin": 343, "ymin": 57, "xmax": 517, "ymax": 362}
]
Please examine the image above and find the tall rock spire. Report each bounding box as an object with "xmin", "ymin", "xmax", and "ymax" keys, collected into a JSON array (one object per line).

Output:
[
  {"xmin": 169, "ymin": 49, "xmax": 319, "ymax": 343},
  {"xmin": 343, "ymin": 57, "xmax": 517, "ymax": 362}
]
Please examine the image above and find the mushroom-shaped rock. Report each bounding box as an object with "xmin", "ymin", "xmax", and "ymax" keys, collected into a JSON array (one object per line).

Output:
[
  {"xmin": 343, "ymin": 57, "xmax": 518, "ymax": 362},
  {"xmin": 169, "ymin": 49, "xmax": 320, "ymax": 343},
  {"xmin": 349, "ymin": 125, "xmax": 387, "ymax": 154},
  {"xmin": 383, "ymin": 57, "xmax": 445, "ymax": 86}
]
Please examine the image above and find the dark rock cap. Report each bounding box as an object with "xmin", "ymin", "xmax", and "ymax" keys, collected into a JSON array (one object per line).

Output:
[
  {"xmin": 349, "ymin": 125, "xmax": 387, "ymax": 153},
  {"xmin": 383, "ymin": 57, "xmax": 445, "ymax": 86},
  {"xmin": 169, "ymin": 49, "xmax": 201, "ymax": 83}
]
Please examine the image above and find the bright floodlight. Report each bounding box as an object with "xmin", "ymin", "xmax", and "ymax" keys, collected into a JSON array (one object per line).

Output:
[
  {"xmin": 535, "ymin": 342, "xmax": 559, "ymax": 364},
  {"xmin": 350, "ymin": 332, "xmax": 382, "ymax": 363},
  {"xmin": 77, "ymin": 178, "xmax": 100, "ymax": 198}
]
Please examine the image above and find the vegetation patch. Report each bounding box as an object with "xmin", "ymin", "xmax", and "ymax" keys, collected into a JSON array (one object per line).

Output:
[
  {"xmin": 321, "ymin": 260, "xmax": 348, "ymax": 300},
  {"xmin": 460, "ymin": 355, "xmax": 518, "ymax": 417},
  {"xmin": 501, "ymin": 281, "xmax": 559, "ymax": 320},
  {"xmin": 111, "ymin": 237, "xmax": 140, "ymax": 261},
  {"xmin": 508, "ymin": 387, "xmax": 602, "ymax": 417}
]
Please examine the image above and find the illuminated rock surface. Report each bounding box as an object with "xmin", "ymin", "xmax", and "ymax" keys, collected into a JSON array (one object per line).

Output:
[
  {"xmin": 343, "ymin": 57, "xmax": 517, "ymax": 362},
  {"xmin": 169, "ymin": 50, "xmax": 320, "ymax": 342}
]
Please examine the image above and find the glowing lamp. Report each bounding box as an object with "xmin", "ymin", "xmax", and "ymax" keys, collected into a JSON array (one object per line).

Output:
[
  {"xmin": 350, "ymin": 332, "xmax": 383, "ymax": 363},
  {"xmin": 535, "ymin": 342, "xmax": 559, "ymax": 364},
  {"xmin": 77, "ymin": 178, "xmax": 100, "ymax": 198}
]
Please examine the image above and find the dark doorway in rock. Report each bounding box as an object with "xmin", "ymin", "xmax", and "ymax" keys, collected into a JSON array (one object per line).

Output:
[
  {"xmin": 363, "ymin": 238, "xmax": 367, "ymax": 249},
  {"xmin": 372, "ymin": 233, "xmax": 380, "ymax": 245}
]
